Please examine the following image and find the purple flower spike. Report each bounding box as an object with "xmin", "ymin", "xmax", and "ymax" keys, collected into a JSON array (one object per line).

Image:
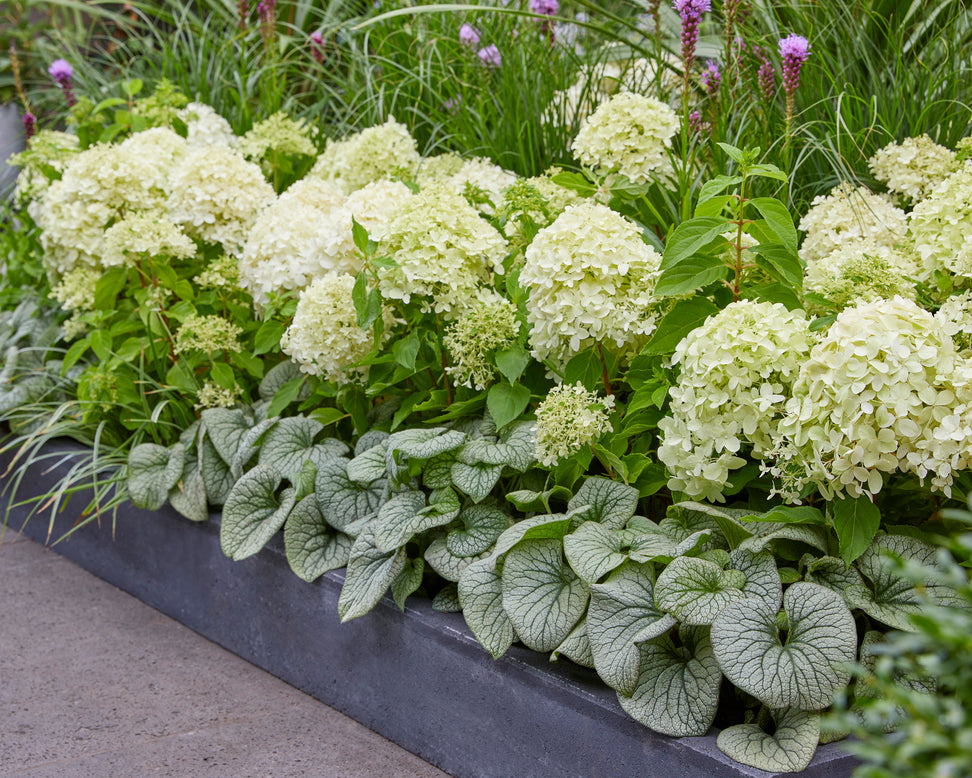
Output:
[
  {"xmin": 459, "ymin": 23, "xmax": 481, "ymax": 47},
  {"xmin": 701, "ymin": 60, "xmax": 721, "ymax": 96},
  {"xmin": 673, "ymin": 0, "xmax": 711, "ymax": 70},
  {"xmin": 23, "ymin": 111, "xmax": 36, "ymax": 141},
  {"xmin": 48, "ymin": 59, "xmax": 76, "ymax": 108},
  {"xmin": 779, "ymin": 33, "xmax": 810, "ymax": 95},
  {"xmin": 477, "ymin": 44, "xmax": 501, "ymax": 68},
  {"xmin": 529, "ymin": 0, "xmax": 560, "ymax": 15},
  {"xmin": 753, "ymin": 45, "xmax": 775, "ymax": 100},
  {"xmin": 310, "ymin": 31, "xmax": 326, "ymax": 63}
]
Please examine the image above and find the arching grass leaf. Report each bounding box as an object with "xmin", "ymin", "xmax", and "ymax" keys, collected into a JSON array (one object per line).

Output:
[
  {"xmin": 655, "ymin": 556, "xmax": 749, "ymax": 625},
  {"xmin": 717, "ymin": 708, "xmax": 820, "ymax": 773},
  {"xmin": 128, "ymin": 442, "xmax": 185, "ymax": 511},
  {"xmin": 447, "ymin": 505, "xmax": 511, "ymax": 557},
  {"xmin": 284, "ymin": 494, "xmax": 353, "ymax": 582},
  {"xmin": 221, "ymin": 464, "xmax": 297, "ymax": 561},
  {"xmin": 315, "ymin": 457, "xmax": 386, "ymax": 532},
  {"xmin": 458, "ymin": 556, "xmax": 515, "ymax": 658},
  {"xmin": 568, "ymin": 477, "xmax": 639, "ymax": 530},
  {"xmin": 338, "ymin": 526, "xmax": 407, "ymax": 622},
  {"xmin": 711, "ymin": 582, "xmax": 856, "ymax": 710},
  {"xmin": 502, "ymin": 538, "xmax": 589, "ymax": 653}
]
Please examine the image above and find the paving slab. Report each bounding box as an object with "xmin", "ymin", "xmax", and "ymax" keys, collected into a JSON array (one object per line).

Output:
[{"xmin": 0, "ymin": 538, "xmax": 451, "ymax": 778}]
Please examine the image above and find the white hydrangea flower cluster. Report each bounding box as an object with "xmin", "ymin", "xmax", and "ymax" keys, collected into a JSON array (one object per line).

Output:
[
  {"xmin": 935, "ymin": 290, "xmax": 972, "ymax": 353},
  {"xmin": 798, "ymin": 182, "xmax": 908, "ymax": 265},
  {"xmin": 167, "ymin": 145, "xmax": 275, "ymax": 256},
  {"xmin": 340, "ymin": 179, "xmax": 413, "ymax": 242},
  {"xmin": 868, "ymin": 134, "xmax": 958, "ymax": 203},
  {"xmin": 194, "ymin": 255, "xmax": 241, "ymax": 290},
  {"xmin": 51, "ymin": 266, "xmax": 100, "ymax": 312},
  {"xmin": 773, "ymin": 297, "xmax": 970, "ymax": 499},
  {"xmin": 281, "ymin": 272, "xmax": 392, "ymax": 384},
  {"xmin": 309, "ymin": 118, "xmax": 420, "ymax": 194},
  {"xmin": 238, "ymin": 111, "xmax": 317, "ymax": 162},
  {"xmin": 11, "ymin": 130, "xmax": 80, "ymax": 207},
  {"xmin": 173, "ymin": 313, "xmax": 242, "ymax": 356},
  {"xmin": 195, "ymin": 381, "xmax": 243, "ymax": 410},
  {"xmin": 657, "ymin": 301, "xmax": 812, "ymax": 502},
  {"xmin": 415, "ymin": 153, "xmax": 466, "ymax": 188},
  {"xmin": 534, "ymin": 382, "xmax": 614, "ymax": 467},
  {"xmin": 443, "ymin": 294, "xmax": 519, "ymax": 390},
  {"xmin": 804, "ymin": 242, "xmax": 918, "ymax": 311},
  {"xmin": 443, "ymin": 157, "xmax": 518, "ymax": 212},
  {"xmin": 571, "ymin": 92, "xmax": 678, "ymax": 184},
  {"xmin": 376, "ymin": 183, "xmax": 508, "ymax": 315},
  {"xmin": 520, "ymin": 201, "xmax": 662, "ymax": 367},
  {"xmin": 908, "ymin": 163, "xmax": 972, "ymax": 280},
  {"xmin": 103, "ymin": 213, "xmax": 197, "ymax": 267},
  {"xmin": 178, "ymin": 102, "xmax": 237, "ymax": 148}
]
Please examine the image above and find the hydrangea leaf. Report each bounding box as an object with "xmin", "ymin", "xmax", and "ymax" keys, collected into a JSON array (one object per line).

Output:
[
  {"xmin": 564, "ymin": 521, "xmax": 629, "ymax": 584},
  {"xmin": 200, "ymin": 407, "xmax": 253, "ymax": 465},
  {"xmin": 654, "ymin": 556, "xmax": 749, "ymax": 625},
  {"xmin": 371, "ymin": 490, "xmax": 430, "ymax": 553},
  {"xmin": 391, "ymin": 557, "xmax": 425, "ymax": 611},
  {"xmin": 447, "ymin": 505, "xmax": 511, "ymax": 558},
  {"xmin": 284, "ymin": 494, "xmax": 353, "ymax": 582},
  {"xmin": 451, "ymin": 461, "xmax": 504, "ymax": 503},
  {"xmin": 458, "ymin": 556, "xmax": 515, "ymax": 658},
  {"xmin": 127, "ymin": 442, "xmax": 185, "ymax": 511},
  {"xmin": 355, "ymin": 429, "xmax": 389, "ymax": 456},
  {"xmin": 220, "ymin": 464, "xmax": 297, "ymax": 561},
  {"xmin": 169, "ymin": 452, "xmax": 208, "ymax": 522},
  {"xmin": 587, "ymin": 561, "xmax": 677, "ymax": 695},
  {"xmin": 338, "ymin": 526, "xmax": 407, "ymax": 622},
  {"xmin": 551, "ymin": 616, "xmax": 595, "ymax": 668},
  {"xmin": 387, "ymin": 427, "xmax": 467, "ymax": 460},
  {"xmin": 425, "ymin": 536, "xmax": 487, "ymax": 582},
  {"xmin": 618, "ymin": 626, "xmax": 723, "ymax": 737},
  {"xmin": 255, "ymin": 416, "xmax": 325, "ymax": 480},
  {"xmin": 432, "ymin": 584, "xmax": 462, "ymax": 613},
  {"xmin": 711, "ymin": 582, "xmax": 856, "ymax": 710},
  {"xmin": 259, "ymin": 359, "xmax": 306, "ymax": 402},
  {"xmin": 423, "ymin": 452, "xmax": 457, "ymax": 489},
  {"xmin": 346, "ymin": 442, "xmax": 389, "ymax": 483},
  {"xmin": 568, "ymin": 477, "xmax": 639, "ymax": 530},
  {"xmin": 314, "ymin": 457, "xmax": 386, "ymax": 532},
  {"xmin": 231, "ymin": 417, "xmax": 278, "ymax": 479},
  {"xmin": 730, "ymin": 548, "xmax": 783, "ymax": 612},
  {"xmin": 501, "ymin": 538, "xmax": 589, "ymax": 653},
  {"xmin": 717, "ymin": 708, "xmax": 820, "ymax": 773},
  {"xmin": 845, "ymin": 534, "xmax": 957, "ymax": 631},
  {"xmin": 200, "ymin": 436, "xmax": 235, "ymax": 506},
  {"xmin": 493, "ymin": 513, "xmax": 574, "ymax": 561}
]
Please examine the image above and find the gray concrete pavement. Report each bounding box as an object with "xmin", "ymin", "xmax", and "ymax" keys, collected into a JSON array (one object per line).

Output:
[{"xmin": 0, "ymin": 534, "xmax": 451, "ymax": 778}]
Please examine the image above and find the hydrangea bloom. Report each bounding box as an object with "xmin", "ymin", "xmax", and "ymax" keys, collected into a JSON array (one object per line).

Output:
[
  {"xmin": 178, "ymin": 102, "xmax": 237, "ymax": 148},
  {"xmin": 658, "ymin": 301, "xmax": 812, "ymax": 502},
  {"xmin": 443, "ymin": 294, "xmax": 519, "ymax": 389},
  {"xmin": 868, "ymin": 135, "xmax": 959, "ymax": 203},
  {"xmin": 798, "ymin": 182, "xmax": 908, "ymax": 264},
  {"xmin": 51, "ymin": 266, "xmax": 99, "ymax": 312},
  {"xmin": 10, "ymin": 130, "xmax": 80, "ymax": 208},
  {"xmin": 194, "ymin": 255, "xmax": 241, "ymax": 290},
  {"xmin": 174, "ymin": 314, "xmax": 242, "ymax": 356},
  {"xmin": 908, "ymin": 163, "xmax": 972, "ymax": 280},
  {"xmin": 572, "ymin": 91, "xmax": 678, "ymax": 184},
  {"xmin": 935, "ymin": 290, "xmax": 972, "ymax": 354},
  {"xmin": 195, "ymin": 381, "xmax": 244, "ymax": 410},
  {"xmin": 520, "ymin": 201, "xmax": 662, "ymax": 367},
  {"xmin": 376, "ymin": 183, "xmax": 508, "ymax": 315},
  {"xmin": 500, "ymin": 174, "xmax": 584, "ymax": 238},
  {"xmin": 443, "ymin": 157, "xmax": 518, "ymax": 212},
  {"xmin": 238, "ymin": 111, "xmax": 317, "ymax": 162},
  {"xmin": 415, "ymin": 153, "xmax": 466, "ymax": 188},
  {"xmin": 238, "ymin": 178, "xmax": 350, "ymax": 299},
  {"xmin": 167, "ymin": 145, "xmax": 275, "ymax": 255},
  {"xmin": 281, "ymin": 272, "xmax": 392, "ymax": 384},
  {"xmin": 103, "ymin": 213, "xmax": 197, "ymax": 267},
  {"xmin": 772, "ymin": 297, "xmax": 969, "ymax": 499},
  {"xmin": 534, "ymin": 382, "xmax": 614, "ymax": 467},
  {"xmin": 804, "ymin": 241, "xmax": 918, "ymax": 311},
  {"xmin": 339, "ymin": 178, "xmax": 413, "ymax": 242},
  {"xmin": 309, "ymin": 118, "xmax": 420, "ymax": 194}
]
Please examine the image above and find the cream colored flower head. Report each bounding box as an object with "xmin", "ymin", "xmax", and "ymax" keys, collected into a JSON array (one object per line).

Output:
[
  {"xmin": 444, "ymin": 292, "xmax": 519, "ymax": 390},
  {"xmin": 443, "ymin": 157, "xmax": 518, "ymax": 213},
  {"xmin": 909, "ymin": 162, "xmax": 972, "ymax": 280},
  {"xmin": 868, "ymin": 134, "xmax": 958, "ymax": 203},
  {"xmin": 803, "ymin": 240, "xmax": 918, "ymax": 311},
  {"xmin": 103, "ymin": 213, "xmax": 196, "ymax": 267},
  {"xmin": 178, "ymin": 102, "xmax": 237, "ymax": 149},
  {"xmin": 309, "ymin": 117, "xmax": 420, "ymax": 194},
  {"xmin": 534, "ymin": 382, "xmax": 614, "ymax": 467},
  {"xmin": 238, "ymin": 111, "xmax": 317, "ymax": 162},
  {"xmin": 521, "ymin": 200, "xmax": 662, "ymax": 368},
  {"xmin": 10, "ymin": 130, "xmax": 80, "ymax": 207}
]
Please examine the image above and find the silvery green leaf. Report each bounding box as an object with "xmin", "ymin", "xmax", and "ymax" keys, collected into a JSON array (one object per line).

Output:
[
  {"xmin": 501, "ymin": 538, "xmax": 589, "ymax": 653},
  {"xmin": 660, "ymin": 502, "xmax": 729, "ymax": 551},
  {"xmin": 461, "ymin": 421, "xmax": 536, "ymax": 472},
  {"xmin": 231, "ymin": 417, "xmax": 278, "ymax": 479},
  {"xmin": 220, "ymin": 464, "xmax": 297, "ymax": 561},
  {"xmin": 346, "ymin": 443, "xmax": 389, "ymax": 483},
  {"xmin": 256, "ymin": 416, "xmax": 324, "ymax": 480},
  {"xmin": 127, "ymin": 443, "xmax": 185, "ymax": 511},
  {"xmin": 372, "ymin": 490, "xmax": 429, "ymax": 553},
  {"xmin": 568, "ymin": 477, "xmax": 639, "ymax": 530},
  {"xmin": 425, "ymin": 536, "xmax": 486, "ymax": 582},
  {"xmin": 200, "ymin": 437, "xmax": 235, "ymax": 506},
  {"xmin": 673, "ymin": 529, "xmax": 714, "ymax": 557},
  {"xmin": 178, "ymin": 419, "xmax": 202, "ymax": 448},
  {"xmin": 447, "ymin": 505, "xmax": 511, "ymax": 557},
  {"xmin": 564, "ymin": 522, "xmax": 629, "ymax": 584},
  {"xmin": 433, "ymin": 584, "xmax": 462, "ymax": 613},
  {"xmin": 618, "ymin": 626, "xmax": 722, "ymax": 737},
  {"xmin": 259, "ymin": 359, "xmax": 306, "ymax": 401},
  {"xmin": 846, "ymin": 534, "xmax": 957, "ymax": 631},
  {"xmin": 201, "ymin": 407, "xmax": 253, "ymax": 465},
  {"xmin": 338, "ymin": 526, "xmax": 407, "ymax": 622},
  {"xmin": 551, "ymin": 616, "xmax": 594, "ymax": 668},
  {"xmin": 803, "ymin": 554, "xmax": 865, "ymax": 598},
  {"xmin": 387, "ymin": 427, "xmax": 467, "ymax": 459},
  {"xmin": 624, "ymin": 518, "xmax": 680, "ymax": 562},
  {"xmin": 587, "ymin": 561, "xmax": 676, "ymax": 696},
  {"xmin": 355, "ymin": 430, "xmax": 389, "ymax": 456},
  {"xmin": 284, "ymin": 494, "xmax": 353, "ymax": 582},
  {"xmin": 493, "ymin": 513, "xmax": 573, "ymax": 561},
  {"xmin": 505, "ymin": 486, "xmax": 572, "ymax": 513},
  {"xmin": 655, "ymin": 556, "xmax": 748, "ymax": 625},
  {"xmin": 717, "ymin": 708, "xmax": 820, "ymax": 773},
  {"xmin": 739, "ymin": 523, "xmax": 829, "ymax": 554},
  {"xmin": 342, "ymin": 513, "xmax": 375, "ymax": 539},
  {"xmin": 423, "ymin": 452, "xmax": 456, "ymax": 489},
  {"xmin": 315, "ymin": 458, "xmax": 386, "ymax": 532},
  {"xmin": 451, "ymin": 461, "xmax": 504, "ymax": 503},
  {"xmin": 458, "ymin": 556, "xmax": 515, "ymax": 658},
  {"xmin": 711, "ymin": 582, "xmax": 856, "ymax": 710},
  {"xmin": 731, "ymin": 548, "xmax": 783, "ymax": 612},
  {"xmin": 169, "ymin": 451, "xmax": 208, "ymax": 522},
  {"xmin": 391, "ymin": 557, "xmax": 425, "ymax": 610},
  {"xmin": 0, "ymin": 373, "xmax": 53, "ymax": 414}
]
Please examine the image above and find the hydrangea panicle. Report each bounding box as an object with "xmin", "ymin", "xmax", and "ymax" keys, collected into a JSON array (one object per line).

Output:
[
  {"xmin": 907, "ymin": 163, "xmax": 972, "ymax": 280},
  {"xmin": 309, "ymin": 118, "xmax": 420, "ymax": 194},
  {"xmin": 443, "ymin": 294, "xmax": 519, "ymax": 390},
  {"xmin": 868, "ymin": 135, "xmax": 959, "ymax": 203},
  {"xmin": 534, "ymin": 382, "xmax": 614, "ymax": 467}
]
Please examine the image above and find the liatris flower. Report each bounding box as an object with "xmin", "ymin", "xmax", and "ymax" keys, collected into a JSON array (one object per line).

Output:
[
  {"xmin": 22, "ymin": 111, "xmax": 36, "ymax": 141},
  {"xmin": 48, "ymin": 59, "xmax": 76, "ymax": 107},
  {"xmin": 754, "ymin": 45, "xmax": 775, "ymax": 100},
  {"xmin": 673, "ymin": 0, "xmax": 711, "ymax": 70},
  {"xmin": 256, "ymin": 0, "xmax": 275, "ymax": 39},
  {"xmin": 700, "ymin": 60, "xmax": 721, "ymax": 97},
  {"xmin": 647, "ymin": 0, "xmax": 661, "ymax": 40},
  {"xmin": 309, "ymin": 31, "xmax": 326, "ymax": 63},
  {"xmin": 529, "ymin": 0, "xmax": 559, "ymax": 14},
  {"xmin": 779, "ymin": 34, "xmax": 810, "ymax": 96},
  {"xmin": 688, "ymin": 109, "xmax": 711, "ymax": 137},
  {"xmin": 236, "ymin": 0, "xmax": 249, "ymax": 29},
  {"xmin": 477, "ymin": 45, "xmax": 502, "ymax": 68},
  {"xmin": 459, "ymin": 23, "xmax": 481, "ymax": 47}
]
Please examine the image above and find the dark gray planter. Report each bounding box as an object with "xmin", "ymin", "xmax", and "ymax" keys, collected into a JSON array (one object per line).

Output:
[{"xmin": 1, "ymin": 441, "xmax": 857, "ymax": 778}]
